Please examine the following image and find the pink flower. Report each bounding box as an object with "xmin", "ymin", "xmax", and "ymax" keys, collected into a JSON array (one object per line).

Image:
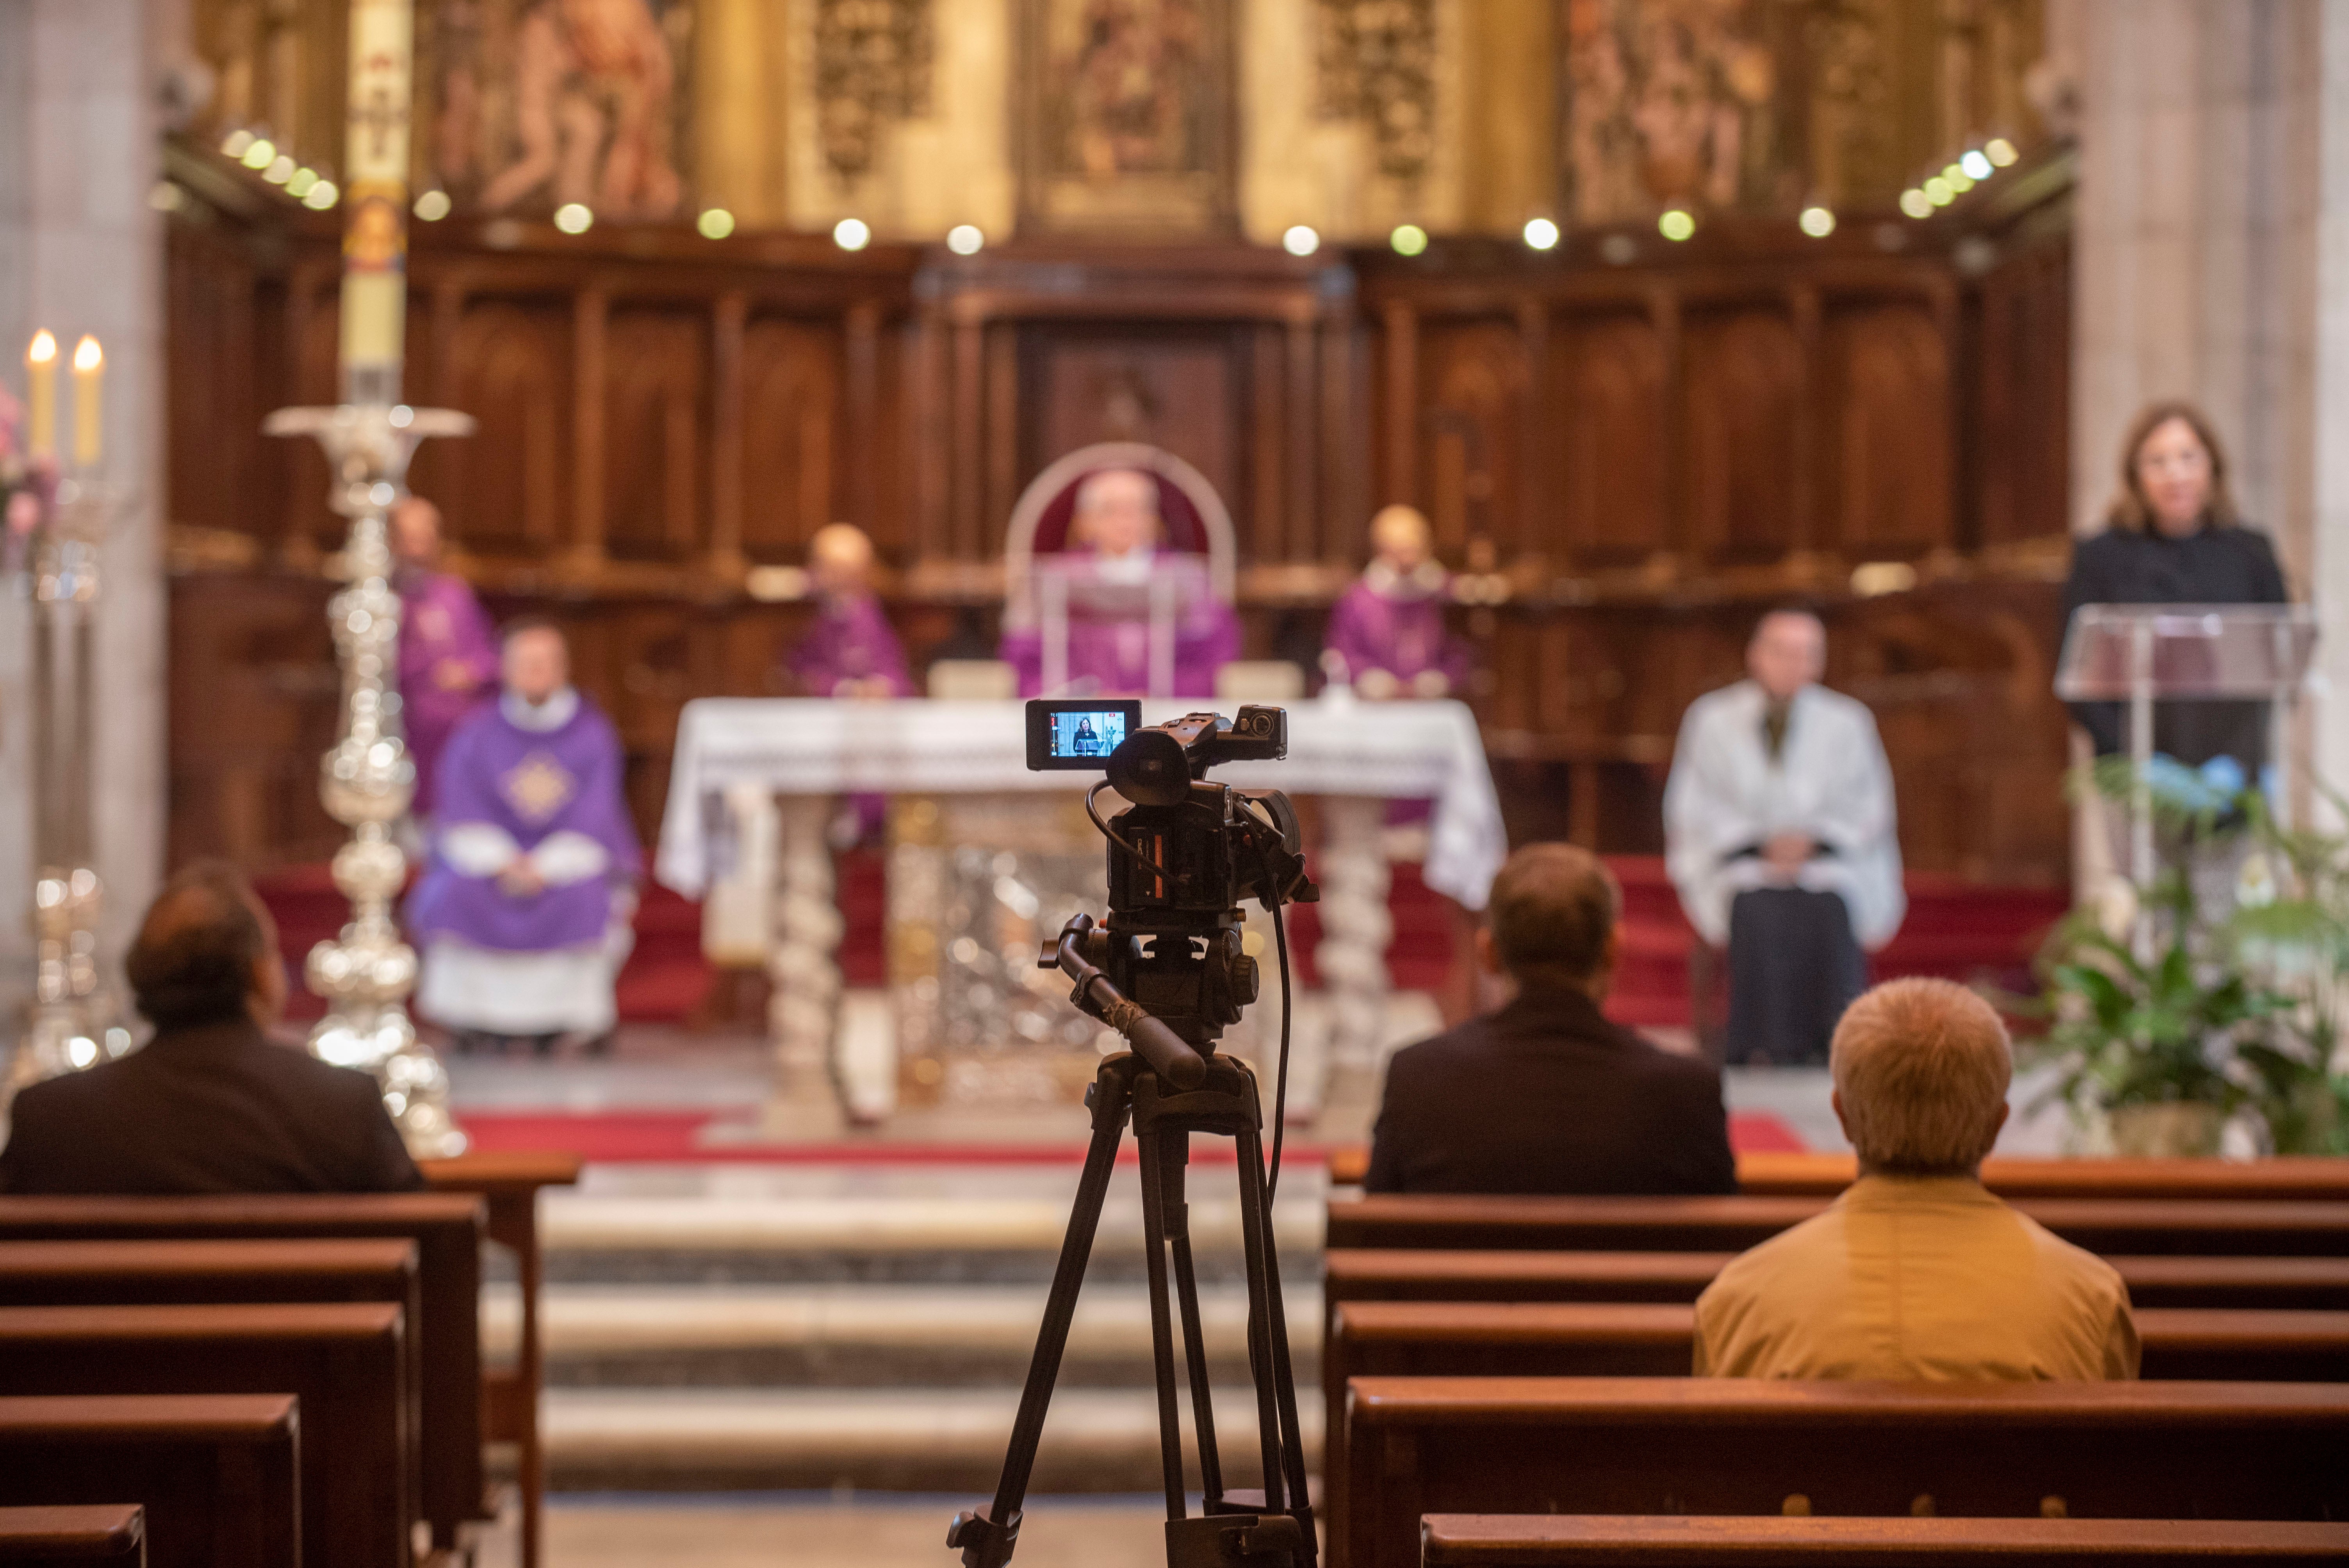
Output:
[{"xmin": 6, "ymin": 489, "xmax": 38, "ymax": 537}]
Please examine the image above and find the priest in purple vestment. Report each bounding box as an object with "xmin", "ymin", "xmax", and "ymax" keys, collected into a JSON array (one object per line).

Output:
[
  {"xmin": 1322, "ymin": 504, "xmax": 1473, "ymax": 699},
  {"xmin": 392, "ymin": 497, "xmax": 499, "ymax": 818},
  {"xmin": 785, "ymin": 523, "xmax": 913, "ymax": 699},
  {"xmin": 407, "ymin": 622, "xmax": 642, "ymax": 1055},
  {"xmin": 1000, "ymin": 467, "xmax": 1239, "ymax": 697}
]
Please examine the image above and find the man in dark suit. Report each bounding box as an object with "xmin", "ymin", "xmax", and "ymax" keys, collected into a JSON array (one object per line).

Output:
[
  {"xmin": 0, "ymin": 862, "xmax": 424, "ymax": 1194},
  {"xmin": 1365, "ymin": 843, "xmax": 1738, "ymax": 1195}
]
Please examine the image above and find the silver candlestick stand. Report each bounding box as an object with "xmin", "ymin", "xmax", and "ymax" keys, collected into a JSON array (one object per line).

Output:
[
  {"xmin": 264, "ymin": 402, "xmax": 474, "ymax": 1158},
  {"xmin": 3, "ymin": 476, "xmax": 133, "ymax": 1136}
]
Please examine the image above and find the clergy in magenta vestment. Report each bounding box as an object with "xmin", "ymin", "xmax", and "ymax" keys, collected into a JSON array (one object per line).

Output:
[
  {"xmin": 392, "ymin": 498, "xmax": 499, "ymax": 817},
  {"xmin": 408, "ymin": 636, "xmax": 641, "ymax": 1039},
  {"xmin": 1321, "ymin": 506, "xmax": 1473, "ymax": 698},
  {"xmin": 787, "ymin": 524, "xmax": 914, "ymax": 699}
]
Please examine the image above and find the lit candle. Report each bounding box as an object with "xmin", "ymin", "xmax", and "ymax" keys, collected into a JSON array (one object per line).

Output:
[
  {"xmin": 25, "ymin": 331, "xmax": 56, "ymax": 460},
  {"xmin": 71, "ymin": 336, "xmax": 102, "ymax": 468}
]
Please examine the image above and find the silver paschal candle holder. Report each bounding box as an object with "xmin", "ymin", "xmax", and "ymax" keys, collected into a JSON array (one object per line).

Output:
[{"xmin": 265, "ymin": 402, "xmax": 474, "ymax": 1158}]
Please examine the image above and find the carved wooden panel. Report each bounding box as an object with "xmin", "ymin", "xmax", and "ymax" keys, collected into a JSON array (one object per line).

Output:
[
  {"xmin": 1025, "ymin": 326, "xmax": 1242, "ymax": 531},
  {"xmin": 741, "ymin": 315, "xmax": 846, "ymax": 563},
  {"xmin": 602, "ymin": 309, "xmax": 709, "ymax": 563},
  {"xmin": 1416, "ymin": 317, "xmax": 1529, "ymax": 561},
  {"xmin": 1552, "ymin": 311, "xmax": 1669, "ymax": 567},
  {"xmin": 438, "ymin": 298, "xmax": 575, "ymax": 559},
  {"xmin": 164, "ymin": 225, "xmax": 264, "ymax": 541},
  {"xmin": 1974, "ymin": 237, "xmax": 2072, "ymax": 548},
  {"xmin": 1679, "ymin": 309, "xmax": 1803, "ymax": 563},
  {"xmin": 1823, "ymin": 303, "xmax": 1952, "ymax": 558}
]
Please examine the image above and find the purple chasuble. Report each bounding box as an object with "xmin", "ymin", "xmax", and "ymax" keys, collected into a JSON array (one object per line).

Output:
[
  {"xmin": 787, "ymin": 593, "xmax": 914, "ymax": 697},
  {"xmin": 1000, "ymin": 554, "xmax": 1239, "ymax": 697},
  {"xmin": 397, "ymin": 570, "xmax": 500, "ymax": 816},
  {"xmin": 1323, "ymin": 565, "xmax": 1472, "ymax": 691},
  {"xmin": 405, "ymin": 698, "xmax": 642, "ymax": 953}
]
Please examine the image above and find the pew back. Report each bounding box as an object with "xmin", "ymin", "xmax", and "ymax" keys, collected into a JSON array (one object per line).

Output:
[
  {"xmin": 0, "ymin": 1506, "xmax": 144, "ymax": 1566},
  {"xmin": 0, "ymin": 1303, "xmax": 406, "ymax": 1568},
  {"xmin": 0, "ymin": 1395, "xmax": 298, "ymax": 1568},
  {"xmin": 1342, "ymin": 1378, "xmax": 2349, "ymax": 1568},
  {"xmin": 1417, "ymin": 1515, "xmax": 2349, "ymax": 1566}
]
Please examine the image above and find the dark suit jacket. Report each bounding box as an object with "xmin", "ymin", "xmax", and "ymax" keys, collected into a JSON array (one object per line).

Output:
[
  {"xmin": 0, "ymin": 1016, "xmax": 425, "ymax": 1194},
  {"xmin": 1364, "ymin": 985, "xmax": 1739, "ymax": 1195}
]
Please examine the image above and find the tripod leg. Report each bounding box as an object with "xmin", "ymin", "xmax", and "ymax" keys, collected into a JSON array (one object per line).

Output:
[
  {"xmin": 1134, "ymin": 1118, "xmax": 1190, "ymax": 1522},
  {"xmin": 952, "ymin": 1065, "xmax": 1131, "ymax": 1568},
  {"xmin": 1240, "ymin": 1123, "xmax": 1318, "ymax": 1560},
  {"xmin": 1162, "ymin": 1135, "xmax": 1226, "ymax": 1510},
  {"xmin": 1230, "ymin": 1120, "xmax": 1288, "ymax": 1519}
]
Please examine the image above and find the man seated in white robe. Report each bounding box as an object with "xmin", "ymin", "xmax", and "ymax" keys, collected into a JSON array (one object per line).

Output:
[
  {"xmin": 1663, "ymin": 608, "xmax": 1903, "ymax": 1065},
  {"xmin": 406, "ymin": 621, "xmax": 642, "ymax": 1056}
]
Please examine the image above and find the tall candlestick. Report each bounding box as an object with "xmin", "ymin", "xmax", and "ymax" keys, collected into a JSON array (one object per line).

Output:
[
  {"xmin": 70, "ymin": 337, "xmax": 102, "ymax": 469},
  {"xmin": 340, "ymin": 0, "xmax": 415, "ymax": 406},
  {"xmin": 25, "ymin": 331, "xmax": 56, "ymax": 461}
]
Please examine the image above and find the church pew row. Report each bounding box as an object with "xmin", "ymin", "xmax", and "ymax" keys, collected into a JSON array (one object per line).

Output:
[
  {"xmin": 1323, "ymin": 1149, "xmax": 2349, "ymax": 1202},
  {"xmin": 0, "ymin": 1303, "xmax": 407, "ymax": 1568},
  {"xmin": 417, "ymin": 1150, "xmax": 581, "ymax": 1568},
  {"xmin": 0, "ymin": 1507, "xmax": 144, "ymax": 1567},
  {"xmin": 1337, "ymin": 1378, "xmax": 2349, "ymax": 1568},
  {"xmin": 0, "ymin": 1396, "xmax": 298, "ymax": 1568},
  {"xmin": 0, "ymin": 1195, "xmax": 484, "ymax": 1555},
  {"xmin": 1322, "ymin": 1303, "xmax": 2349, "ymax": 1553},
  {"xmin": 1324, "ymin": 1249, "xmax": 2349, "ymax": 1313},
  {"xmin": 1416, "ymin": 1515, "xmax": 2349, "ymax": 1566},
  {"xmin": 1323, "ymin": 1195, "xmax": 2349, "ymax": 1257}
]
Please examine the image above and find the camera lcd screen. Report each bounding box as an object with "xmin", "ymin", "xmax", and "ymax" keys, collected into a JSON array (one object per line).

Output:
[{"xmin": 1025, "ymin": 698, "xmax": 1143, "ymax": 770}]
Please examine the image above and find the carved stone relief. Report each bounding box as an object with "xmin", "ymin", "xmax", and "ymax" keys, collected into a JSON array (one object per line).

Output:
[
  {"xmin": 1314, "ymin": 0, "xmax": 1439, "ymax": 184},
  {"xmin": 813, "ymin": 0, "xmax": 934, "ymax": 182}
]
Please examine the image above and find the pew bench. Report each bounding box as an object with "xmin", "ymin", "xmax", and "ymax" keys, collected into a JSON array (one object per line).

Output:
[
  {"xmin": 1323, "ymin": 1195, "xmax": 2349, "ymax": 1257},
  {"xmin": 0, "ymin": 1303, "xmax": 408, "ymax": 1568},
  {"xmin": 1324, "ymin": 1249, "xmax": 2349, "ymax": 1313},
  {"xmin": 0, "ymin": 1507, "xmax": 144, "ymax": 1567},
  {"xmin": 1340, "ymin": 1378, "xmax": 2349, "ymax": 1568},
  {"xmin": 0, "ymin": 1395, "xmax": 298, "ymax": 1568},
  {"xmin": 0, "ymin": 1194, "xmax": 484, "ymax": 1556},
  {"xmin": 1417, "ymin": 1515, "xmax": 2349, "ymax": 1566}
]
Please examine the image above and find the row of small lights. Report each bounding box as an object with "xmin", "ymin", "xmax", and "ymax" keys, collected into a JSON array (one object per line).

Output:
[
  {"xmin": 1899, "ymin": 137, "xmax": 2021, "ymax": 218},
  {"xmin": 219, "ymin": 127, "xmax": 340, "ymax": 209}
]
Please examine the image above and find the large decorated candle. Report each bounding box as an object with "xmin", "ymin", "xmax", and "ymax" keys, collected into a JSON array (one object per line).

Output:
[
  {"xmin": 24, "ymin": 331, "xmax": 56, "ymax": 460},
  {"xmin": 339, "ymin": 0, "xmax": 414, "ymax": 405},
  {"xmin": 71, "ymin": 336, "xmax": 102, "ymax": 467}
]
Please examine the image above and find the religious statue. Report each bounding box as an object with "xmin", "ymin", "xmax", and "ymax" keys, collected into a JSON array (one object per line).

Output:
[
  {"xmin": 472, "ymin": 0, "xmax": 684, "ymax": 220},
  {"xmin": 1321, "ymin": 504, "xmax": 1473, "ymax": 700},
  {"xmin": 391, "ymin": 497, "xmax": 500, "ymax": 820},
  {"xmin": 998, "ymin": 466, "xmax": 1238, "ymax": 698}
]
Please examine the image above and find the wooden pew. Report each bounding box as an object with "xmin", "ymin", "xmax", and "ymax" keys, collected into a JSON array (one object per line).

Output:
[
  {"xmin": 1323, "ymin": 1194, "xmax": 2349, "ymax": 1257},
  {"xmin": 1341, "ymin": 1379, "xmax": 2349, "ymax": 1568},
  {"xmin": 417, "ymin": 1151, "xmax": 580, "ymax": 1568},
  {"xmin": 1323, "ymin": 1149, "xmax": 2349, "ymax": 1203},
  {"xmin": 1324, "ymin": 1248, "xmax": 2349, "ymax": 1312},
  {"xmin": 0, "ymin": 1194, "xmax": 483, "ymax": 1558},
  {"xmin": 1418, "ymin": 1515, "xmax": 2349, "ymax": 1566},
  {"xmin": 0, "ymin": 1506, "xmax": 144, "ymax": 1566},
  {"xmin": 0, "ymin": 1395, "xmax": 298, "ymax": 1568},
  {"xmin": 0, "ymin": 1303, "xmax": 407, "ymax": 1568}
]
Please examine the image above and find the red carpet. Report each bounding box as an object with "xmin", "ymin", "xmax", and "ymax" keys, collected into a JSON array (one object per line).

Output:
[{"xmin": 444, "ymin": 1108, "xmax": 1810, "ymax": 1162}]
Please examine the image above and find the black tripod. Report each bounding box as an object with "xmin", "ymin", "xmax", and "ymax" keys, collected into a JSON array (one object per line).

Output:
[{"xmin": 948, "ymin": 930, "xmax": 1317, "ymax": 1568}]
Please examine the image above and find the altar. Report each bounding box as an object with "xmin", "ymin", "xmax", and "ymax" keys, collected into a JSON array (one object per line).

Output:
[{"xmin": 654, "ymin": 697, "xmax": 1506, "ymax": 1123}]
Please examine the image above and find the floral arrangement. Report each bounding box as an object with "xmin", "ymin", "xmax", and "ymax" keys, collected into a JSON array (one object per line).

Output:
[{"xmin": 0, "ymin": 382, "xmax": 58, "ymax": 572}]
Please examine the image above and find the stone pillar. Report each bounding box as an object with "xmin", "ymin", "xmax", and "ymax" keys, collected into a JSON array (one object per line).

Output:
[
  {"xmin": 2066, "ymin": 0, "xmax": 2349, "ymax": 822},
  {"xmin": 0, "ymin": 0, "xmax": 167, "ymax": 1023}
]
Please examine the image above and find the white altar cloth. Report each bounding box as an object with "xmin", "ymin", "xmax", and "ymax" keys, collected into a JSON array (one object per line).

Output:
[{"xmin": 654, "ymin": 696, "xmax": 1508, "ymax": 909}]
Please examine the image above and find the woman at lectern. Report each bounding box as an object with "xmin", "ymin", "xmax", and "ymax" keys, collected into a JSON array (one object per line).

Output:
[{"xmin": 2060, "ymin": 401, "xmax": 2289, "ymax": 788}]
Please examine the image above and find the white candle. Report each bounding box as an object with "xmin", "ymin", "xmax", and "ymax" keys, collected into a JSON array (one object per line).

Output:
[
  {"xmin": 25, "ymin": 331, "xmax": 56, "ymax": 460},
  {"xmin": 71, "ymin": 336, "xmax": 102, "ymax": 468}
]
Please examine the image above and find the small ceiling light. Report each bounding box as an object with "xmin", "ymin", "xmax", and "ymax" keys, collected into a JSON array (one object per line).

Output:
[
  {"xmin": 286, "ymin": 167, "xmax": 318, "ymax": 198},
  {"xmin": 263, "ymin": 154, "xmax": 296, "ymax": 184},
  {"xmin": 1924, "ymin": 176, "xmax": 1955, "ymax": 207},
  {"xmin": 1985, "ymin": 137, "xmax": 2019, "ymax": 167},
  {"xmin": 947, "ymin": 223, "xmax": 985, "ymax": 255},
  {"xmin": 148, "ymin": 181, "xmax": 184, "ymax": 213},
  {"xmin": 1657, "ymin": 207, "xmax": 1697, "ymax": 242},
  {"xmin": 1798, "ymin": 205, "xmax": 1836, "ymax": 238},
  {"xmin": 834, "ymin": 217, "xmax": 871, "ymax": 251},
  {"xmin": 220, "ymin": 127, "xmax": 254, "ymax": 159},
  {"xmin": 1960, "ymin": 148, "xmax": 1994, "ymax": 181},
  {"xmin": 1522, "ymin": 217, "xmax": 1561, "ymax": 250},
  {"xmin": 302, "ymin": 180, "xmax": 339, "ymax": 211},
  {"xmin": 1281, "ymin": 224, "xmax": 1319, "ymax": 257},
  {"xmin": 1899, "ymin": 188, "xmax": 1934, "ymax": 219},
  {"xmin": 554, "ymin": 202, "xmax": 593, "ymax": 234},
  {"xmin": 1943, "ymin": 163, "xmax": 1975, "ymax": 194},
  {"xmin": 1600, "ymin": 233, "xmax": 1639, "ymax": 265},
  {"xmin": 414, "ymin": 189, "xmax": 452, "ymax": 221},
  {"xmin": 240, "ymin": 137, "xmax": 276, "ymax": 170},
  {"xmin": 1390, "ymin": 223, "xmax": 1429, "ymax": 256},
  {"xmin": 698, "ymin": 207, "xmax": 737, "ymax": 239}
]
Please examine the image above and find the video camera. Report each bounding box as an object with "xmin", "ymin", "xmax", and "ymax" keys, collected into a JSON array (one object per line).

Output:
[{"xmin": 1025, "ymin": 699, "xmax": 1318, "ymax": 1083}]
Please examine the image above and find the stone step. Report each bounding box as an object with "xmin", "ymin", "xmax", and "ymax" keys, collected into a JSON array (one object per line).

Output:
[
  {"xmin": 544, "ymin": 1385, "xmax": 1324, "ymax": 1494},
  {"xmin": 488, "ymin": 1283, "xmax": 1321, "ymax": 1388}
]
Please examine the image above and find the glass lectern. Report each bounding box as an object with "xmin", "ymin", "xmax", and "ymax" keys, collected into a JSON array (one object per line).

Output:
[{"xmin": 2054, "ymin": 603, "xmax": 2319, "ymax": 888}]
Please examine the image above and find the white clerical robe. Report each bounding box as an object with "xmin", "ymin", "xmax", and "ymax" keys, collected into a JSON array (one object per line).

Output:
[{"xmin": 1663, "ymin": 679, "xmax": 1904, "ymax": 950}]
